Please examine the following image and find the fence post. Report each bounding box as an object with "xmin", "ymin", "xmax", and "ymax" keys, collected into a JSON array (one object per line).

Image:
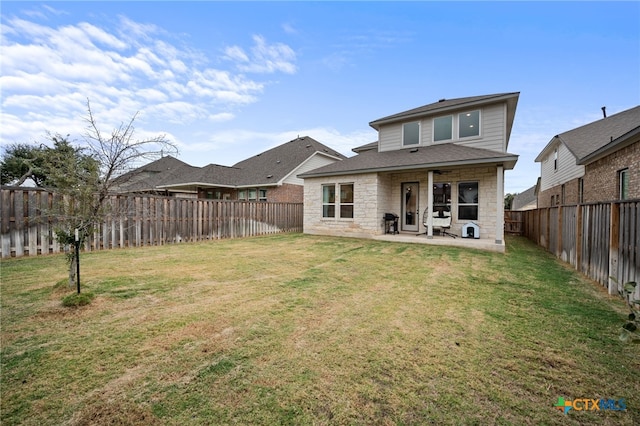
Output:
[
  {"xmin": 608, "ymin": 202, "xmax": 620, "ymax": 295},
  {"xmin": 576, "ymin": 204, "xmax": 583, "ymax": 274},
  {"xmin": 557, "ymin": 205, "xmax": 563, "ymax": 258}
]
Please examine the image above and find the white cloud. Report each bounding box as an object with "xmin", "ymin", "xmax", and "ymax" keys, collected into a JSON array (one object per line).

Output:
[
  {"xmin": 282, "ymin": 23, "xmax": 298, "ymax": 35},
  {"xmin": 224, "ymin": 35, "xmax": 297, "ymax": 74},
  {"xmin": 0, "ymin": 12, "xmax": 297, "ymax": 153}
]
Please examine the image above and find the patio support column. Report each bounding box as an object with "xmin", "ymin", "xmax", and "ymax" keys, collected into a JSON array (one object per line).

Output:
[
  {"xmin": 427, "ymin": 170, "xmax": 434, "ymax": 239},
  {"xmin": 496, "ymin": 165, "xmax": 504, "ymax": 244}
]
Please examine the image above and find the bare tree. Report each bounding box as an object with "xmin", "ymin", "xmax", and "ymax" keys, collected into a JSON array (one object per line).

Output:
[{"xmin": 55, "ymin": 100, "xmax": 178, "ymax": 288}]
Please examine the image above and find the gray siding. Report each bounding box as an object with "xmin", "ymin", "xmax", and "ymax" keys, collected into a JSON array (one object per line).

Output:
[
  {"xmin": 379, "ymin": 123, "xmax": 403, "ymax": 152},
  {"xmin": 539, "ymin": 143, "xmax": 584, "ymax": 191},
  {"xmin": 377, "ymin": 103, "xmax": 507, "ymax": 153},
  {"xmin": 453, "ymin": 104, "xmax": 505, "ymax": 152}
]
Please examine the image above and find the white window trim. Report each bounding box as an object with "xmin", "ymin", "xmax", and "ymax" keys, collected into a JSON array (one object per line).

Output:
[
  {"xmin": 457, "ymin": 110, "xmax": 481, "ymax": 140},
  {"xmin": 321, "ymin": 183, "xmax": 354, "ymax": 221},
  {"xmin": 458, "ymin": 181, "xmax": 479, "ymax": 220},
  {"xmin": 322, "ymin": 184, "xmax": 336, "ymax": 219},
  {"xmin": 432, "ymin": 109, "xmax": 481, "ymax": 144},
  {"xmin": 433, "ymin": 115, "xmax": 453, "ymax": 143},
  {"xmin": 339, "ymin": 183, "xmax": 354, "ymax": 219},
  {"xmin": 402, "ymin": 121, "xmax": 421, "ymax": 146}
]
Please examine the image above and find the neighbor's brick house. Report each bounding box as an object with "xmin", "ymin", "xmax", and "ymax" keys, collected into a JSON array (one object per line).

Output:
[
  {"xmin": 535, "ymin": 105, "xmax": 639, "ymax": 208},
  {"xmin": 113, "ymin": 137, "xmax": 346, "ymax": 203}
]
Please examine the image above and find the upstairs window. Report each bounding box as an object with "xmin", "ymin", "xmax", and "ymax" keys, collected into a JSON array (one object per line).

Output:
[
  {"xmin": 458, "ymin": 110, "xmax": 480, "ymax": 138},
  {"xmin": 458, "ymin": 182, "xmax": 478, "ymax": 220},
  {"xmin": 433, "ymin": 115, "xmax": 453, "ymax": 142},
  {"xmin": 403, "ymin": 122, "xmax": 420, "ymax": 146},
  {"xmin": 553, "ymin": 148, "xmax": 558, "ymax": 171}
]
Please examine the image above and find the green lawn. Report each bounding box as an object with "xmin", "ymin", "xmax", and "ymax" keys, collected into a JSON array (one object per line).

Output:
[{"xmin": 1, "ymin": 234, "xmax": 638, "ymax": 425}]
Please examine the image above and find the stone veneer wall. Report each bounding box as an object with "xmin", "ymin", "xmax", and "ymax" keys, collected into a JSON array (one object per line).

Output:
[
  {"xmin": 303, "ymin": 166, "xmax": 500, "ymax": 240},
  {"xmin": 304, "ymin": 173, "xmax": 383, "ymax": 238}
]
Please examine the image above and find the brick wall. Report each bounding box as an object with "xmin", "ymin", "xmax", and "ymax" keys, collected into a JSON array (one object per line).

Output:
[
  {"xmin": 537, "ymin": 140, "xmax": 639, "ymax": 206},
  {"xmin": 267, "ymin": 183, "xmax": 303, "ymax": 203},
  {"xmin": 537, "ymin": 177, "xmax": 581, "ymax": 208},
  {"xmin": 583, "ymin": 141, "xmax": 639, "ymax": 202}
]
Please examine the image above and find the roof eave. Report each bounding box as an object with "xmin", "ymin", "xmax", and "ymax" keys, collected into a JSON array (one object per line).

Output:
[
  {"xmin": 300, "ymin": 155, "xmax": 518, "ymax": 179},
  {"xmin": 369, "ymin": 92, "xmax": 520, "ymax": 130},
  {"xmin": 157, "ymin": 182, "xmax": 237, "ymax": 190},
  {"xmin": 534, "ymin": 135, "xmax": 563, "ymax": 162}
]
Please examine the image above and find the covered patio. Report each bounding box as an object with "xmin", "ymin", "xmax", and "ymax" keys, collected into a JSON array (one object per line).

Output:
[{"xmin": 373, "ymin": 231, "xmax": 506, "ymax": 252}]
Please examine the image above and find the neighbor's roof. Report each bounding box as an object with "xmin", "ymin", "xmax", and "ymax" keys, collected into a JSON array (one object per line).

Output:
[
  {"xmin": 511, "ymin": 184, "xmax": 538, "ymax": 210},
  {"xmin": 535, "ymin": 105, "xmax": 640, "ymax": 164},
  {"xmin": 231, "ymin": 136, "xmax": 346, "ymax": 186},
  {"xmin": 112, "ymin": 155, "xmax": 192, "ymax": 192},
  {"xmin": 298, "ymin": 143, "xmax": 518, "ymax": 178},
  {"xmin": 157, "ymin": 136, "xmax": 346, "ymax": 189}
]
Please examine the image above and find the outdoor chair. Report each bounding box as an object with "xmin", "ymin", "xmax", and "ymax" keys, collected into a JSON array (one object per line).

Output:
[{"xmin": 422, "ymin": 208, "xmax": 456, "ymax": 238}]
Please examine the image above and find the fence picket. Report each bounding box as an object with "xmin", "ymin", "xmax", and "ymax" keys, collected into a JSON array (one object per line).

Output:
[{"xmin": 1, "ymin": 188, "xmax": 303, "ymax": 258}]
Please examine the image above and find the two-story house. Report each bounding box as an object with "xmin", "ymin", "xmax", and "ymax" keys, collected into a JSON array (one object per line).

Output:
[
  {"xmin": 535, "ymin": 105, "xmax": 640, "ymax": 207},
  {"xmin": 299, "ymin": 93, "xmax": 520, "ymax": 251}
]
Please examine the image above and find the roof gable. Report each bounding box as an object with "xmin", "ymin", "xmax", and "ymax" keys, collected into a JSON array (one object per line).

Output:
[
  {"xmin": 231, "ymin": 136, "xmax": 346, "ymax": 186},
  {"xmin": 536, "ymin": 105, "xmax": 640, "ymax": 163},
  {"xmin": 369, "ymin": 92, "xmax": 520, "ymax": 129}
]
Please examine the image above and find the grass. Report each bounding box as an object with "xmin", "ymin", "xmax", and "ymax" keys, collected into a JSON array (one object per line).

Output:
[{"xmin": 1, "ymin": 234, "xmax": 638, "ymax": 425}]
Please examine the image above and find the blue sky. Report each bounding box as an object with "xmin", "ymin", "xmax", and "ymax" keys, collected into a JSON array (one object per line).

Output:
[{"xmin": 1, "ymin": 1, "xmax": 639, "ymax": 193}]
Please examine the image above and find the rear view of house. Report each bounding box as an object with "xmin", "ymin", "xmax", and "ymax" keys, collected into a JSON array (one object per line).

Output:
[{"xmin": 300, "ymin": 92, "xmax": 520, "ymax": 251}]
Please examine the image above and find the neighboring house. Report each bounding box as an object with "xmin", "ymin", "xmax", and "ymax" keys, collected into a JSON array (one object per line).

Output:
[
  {"xmin": 535, "ymin": 105, "xmax": 640, "ymax": 207},
  {"xmin": 114, "ymin": 136, "xmax": 346, "ymax": 203},
  {"xmin": 111, "ymin": 155, "xmax": 193, "ymax": 196},
  {"xmin": 299, "ymin": 92, "xmax": 520, "ymax": 250},
  {"xmin": 511, "ymin": 183, "xmax": 538, "ymax": 211}
]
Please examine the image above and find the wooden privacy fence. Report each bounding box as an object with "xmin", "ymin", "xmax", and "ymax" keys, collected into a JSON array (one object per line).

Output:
[
  {"xmin": 0, "ymin": 188, "xmax": 303, "ymax": 258},
  {"xmin": 519, "ymin": 201, "xmax": 639, "ymax": 301}
]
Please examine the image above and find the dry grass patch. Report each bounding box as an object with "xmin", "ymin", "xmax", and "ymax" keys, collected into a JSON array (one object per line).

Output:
[{"xmin": 1, "ymin": 234, "xmax": 638, "ymax": 425}]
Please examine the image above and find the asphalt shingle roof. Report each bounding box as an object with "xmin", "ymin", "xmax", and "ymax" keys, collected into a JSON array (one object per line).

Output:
[
  {"xmin": 369, "ymin": 92, "xmax": 520, "ymax": 129},
  {"xmin": 112, "ymin": 155, "xmax": 191, "ymax": 192},
  {"xmin": 232, "ymin": 136, "xmax": 346, "ymax": 186},
  {"xmin": 149, "ymin": 136, "xmax": 346, "ymax": 189},
  {"xmin": 298, "ymin": 143, "xmax": 518, "ymax": 178},
  {"xmin": 536, "ymin": 105, "xmax": 640, "ymax": 163}
]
